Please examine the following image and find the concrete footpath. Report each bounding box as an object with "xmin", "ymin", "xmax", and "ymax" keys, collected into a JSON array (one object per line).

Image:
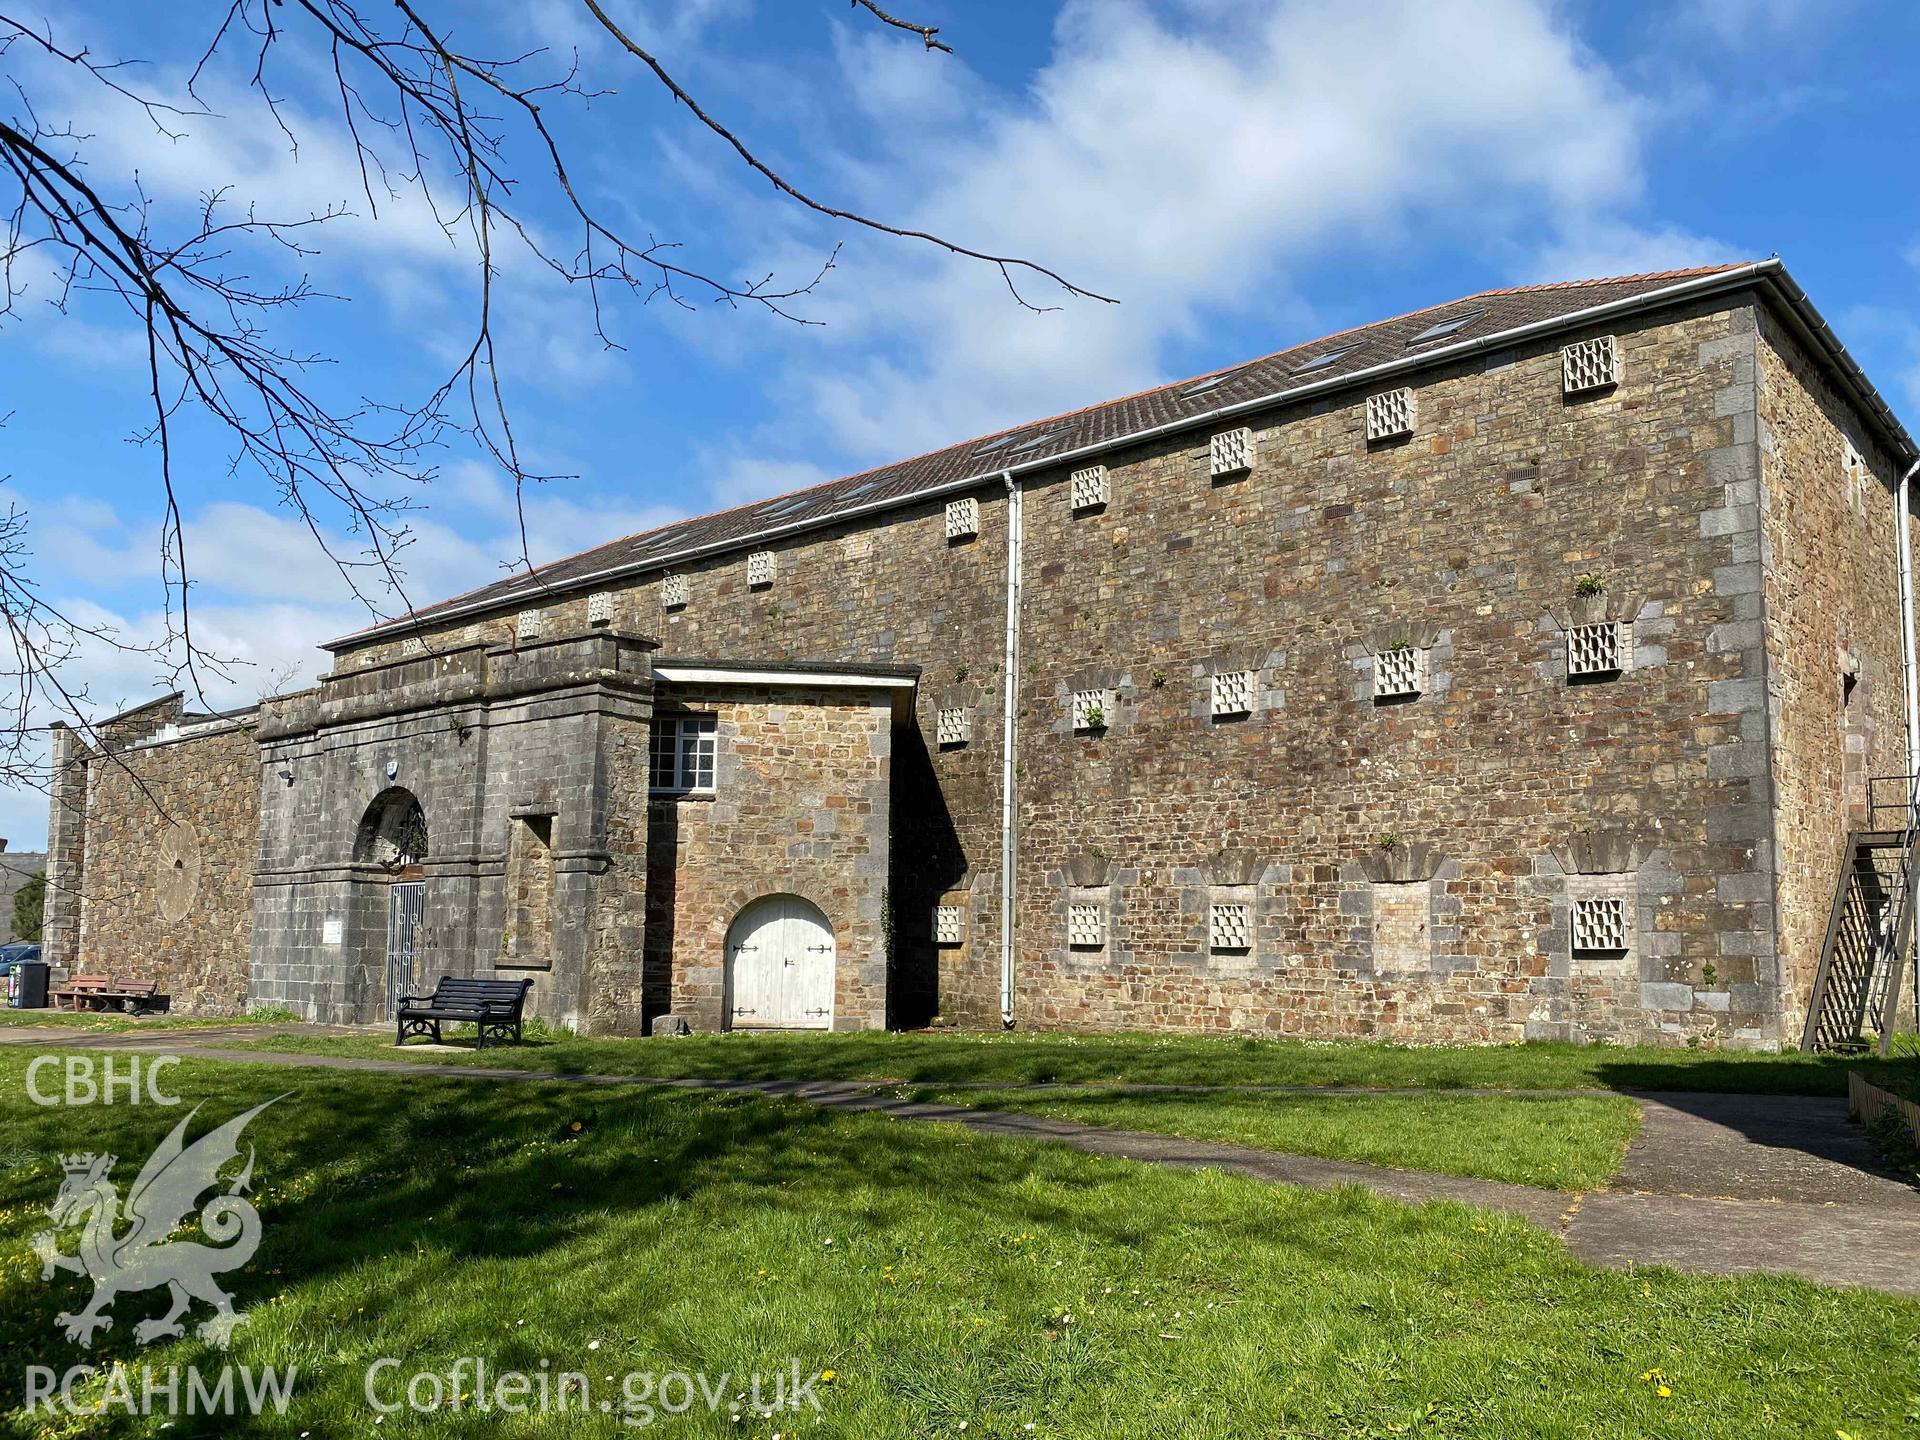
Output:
[{"xmin": 5, "ymin": 1025, "xmax": 1917, "ymax": 1297}]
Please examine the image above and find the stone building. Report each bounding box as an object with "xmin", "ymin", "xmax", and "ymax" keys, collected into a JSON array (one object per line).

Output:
[{"xmin": 44, "ymin": 259, "xmax": 1920, "ymax": 1048}]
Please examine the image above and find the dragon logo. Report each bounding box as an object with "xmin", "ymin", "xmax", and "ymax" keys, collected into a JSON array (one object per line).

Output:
[{"xmin": 31, "ymin": 1098, "xmax": 281, "ymax": 1349}]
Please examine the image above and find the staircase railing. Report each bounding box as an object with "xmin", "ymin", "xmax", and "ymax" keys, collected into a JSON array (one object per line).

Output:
[{"xmin": 1802, "ymin": 775, "xmax": 1919, "ymax": 1054}]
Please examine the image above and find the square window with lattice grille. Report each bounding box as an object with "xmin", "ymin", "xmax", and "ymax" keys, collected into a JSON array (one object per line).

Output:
[
  {"xmin": 1567, "ymin": 621, "xmax": 1625, "ymax": 678},
  {"xmin": 1365, "ymin": 387, "xmax": 1415, "ymax": 442},
  {"xmin": 1210, "ymin": 427, "xmax": 1255, "ymax": 477},
  {"xmin": 1070, "ymin": 464, "xmax": 1109, "ymax": 511},
  {"xmin": 1571, "ymin": 896, "xmax": 1628, "ymax": 953},
  {"xmin": 747, "ymin": 551, "xmax": 774, "ymax": 588},
  {"xmin": 1211, "ymin": 669, "xmax": 1254, "ymax": 718},
  {"xmin": 1067, "ymin": 902, "xmax": 1105, "ymax": 950},
  {"xmin": 587, "ymin": 591, "xmax": 614, "ymax": 625},
  {"xmin": 516, "ymin": 609, "xmax": 541, "ymax": 641},
  {"xmin": 661, "ymin": 574, "xmax": 689, "ymax": 609},
  {"xmin": 1071, "ymin": 689, "xmax": 1111, "ymax": 732},
  {"xmin": 400, "ymin": 636, "xmax": 425, "ymax": 658},
  {"xmin": 946, "ymin": 496, "xmax": 979, "ymax": 541},
  {"xmin": 934, "ymin": 905, "xmax": 964, "ymax": 946},
  {"xmin": 1210, "ymin": 902, "xmax": 1252, "ymax": 953},
  {"xmin": 1562, "ymin": 336, "xmax": 1619, "ymax": 395},
  {"xmin": 1373, "ymin": 645, "xmax": 1427, "ymax": 700},
  {"xmin": 937, "ymin": 706, "xmax": 971, "ymax": 747}
]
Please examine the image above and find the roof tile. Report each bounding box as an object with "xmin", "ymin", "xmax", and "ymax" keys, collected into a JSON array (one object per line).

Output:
[{"xmin": 340, "ymin": 264, "xmax": 1755, "ymax": 644}]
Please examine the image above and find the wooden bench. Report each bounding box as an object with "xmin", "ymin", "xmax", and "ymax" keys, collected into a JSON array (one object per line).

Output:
[
  {"xmin": 49, "ymin": 974, "xmax": 168, "ymax": 1015},
  {"xmin": 395, "ymin": 976, "xmax": 533, "ymax": 1050}
]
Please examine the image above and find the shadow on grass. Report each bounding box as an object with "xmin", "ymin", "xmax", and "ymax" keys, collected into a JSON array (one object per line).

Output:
[
  {"xmin": 0, "ymin": 1055, "xmax": 1187, "ymax": 1420},
  {"xmin": 236, "ymin": 1025, "xmax": 1920, "ymax": 1100},
  {"xmin": 7, "ymin": 1051, "xmax": 1920, "ymax": 1438}
]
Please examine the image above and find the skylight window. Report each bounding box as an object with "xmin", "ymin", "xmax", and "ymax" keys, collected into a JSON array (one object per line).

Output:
[
  {"xmin": 1182, "ymin": 373, "xmax": 1235, "ymax": 397},
  {"xmin": 755, "ymin": 497, "xmax": 810, "ymax": 518},
  {"xmin": 1406, "ymin": 308, "xmax": 1486, "ymax": 345},
  {"xmin": 1292, "ymin": 343, "xmax": 1363, "ymax": 376},
  {"xmin": 631, "ymin": 523, "xmax": 693, "ymax": 555},
  {"xmin": 975, "ymin": 434, "xmax": 1021, "ymax": 453},
  {"xmin": 839, "ymin": 480, "xmax": 882, "ymax": 501},
  {"xmin": 1008, "ymin": 429, "xmax": 1067, "ymax": 453}
]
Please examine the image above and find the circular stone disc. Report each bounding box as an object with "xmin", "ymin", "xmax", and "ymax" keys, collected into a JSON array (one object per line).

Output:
[{"xmin": 155, "ymin": 822, "xmax": 202, "ymax": 923}]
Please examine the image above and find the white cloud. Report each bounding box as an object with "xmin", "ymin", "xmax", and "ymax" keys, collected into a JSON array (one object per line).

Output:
[
  {"xmin": 718, "ymin": 0, "xmax": 1707, "ymax": 467},
  {"xmin": 0, "ymin": 464, "xmax": 684, "ymax": 847},
  {"xmin": 1525, "ymin": 222, "xmax": 1746, "ymax": 287},
  {"xmin": 33, "ymin": 465, "xmax": 679, "ymax": 616},
  {"xmin": 1672, "ymin": 0, "xmax": 1851, "ymax": 49}
]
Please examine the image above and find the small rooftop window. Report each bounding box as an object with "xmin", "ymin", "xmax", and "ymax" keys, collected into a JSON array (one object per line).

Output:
[
  {"xmin": 1292, "ymin": 343, "xmax": 1363, "ymax": 376},
  {"xmin": 1008, "ymin": 429, "xmax": 1068, "ymax": 453},
  {"xmin": 1181, "ymin": 373, "xmax": 1235, "ymax": 397},
  {"xmin": 839, "ymin": 480, "xmax": 883, "ymax": 501},
  {"xmin": 755, "ymin": 496, "xmax": 810, "ymax": 519},
  {"xmin": 1406, "ymin": 308, "xmax": 1486, "ymax": 345}
]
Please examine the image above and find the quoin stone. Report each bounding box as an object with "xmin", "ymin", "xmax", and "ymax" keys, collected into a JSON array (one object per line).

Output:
[{"xmin": 44, "ymin": 262, "xmax": 1920, "ymax": 1049}]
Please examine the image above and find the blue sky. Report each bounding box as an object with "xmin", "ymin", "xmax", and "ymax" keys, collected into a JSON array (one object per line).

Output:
[{"xmin": 1, "ymin": 0, "xmax": 1917, "ymax": 846}]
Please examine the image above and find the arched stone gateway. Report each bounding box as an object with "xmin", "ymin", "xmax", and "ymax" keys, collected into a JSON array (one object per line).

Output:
[
  {"xmin": 353, "ymin": 788, "xmax": 429, "ymax": 1018},
  {"xmin": 724, "ymin": 894, "xmax": 835, "ymax": 1030},
  {"xmin": 355, "ymin": 788, "xmax": 429, "ymax": 871}
]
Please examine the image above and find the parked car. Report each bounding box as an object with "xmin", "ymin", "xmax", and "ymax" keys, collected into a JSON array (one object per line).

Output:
[{"xmin": 0, "ymin": 942, "xmax": 42, "ymax": 975}]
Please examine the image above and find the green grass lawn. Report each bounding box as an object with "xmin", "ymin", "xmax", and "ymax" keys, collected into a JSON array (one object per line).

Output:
[
  {"xmin": 899, "ymin": 1087, "xmax": 1641, "ymax": 1190},
  {"xmin": 0, "ymin": 1010, "xmax": 290, "ymax": 1032},
  {"xmin": 162, "ymin": 1016, "xmax": 1920, "ymax": 1097},
  {"xmin": 1, "ymin": 1049, "xmax": 1915, "ymax": 1438}
]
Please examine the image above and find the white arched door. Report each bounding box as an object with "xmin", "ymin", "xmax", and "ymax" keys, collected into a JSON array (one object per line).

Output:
[{"xmin": 726, "ymin": 895, "xmax": 835, "ymax": 1030}]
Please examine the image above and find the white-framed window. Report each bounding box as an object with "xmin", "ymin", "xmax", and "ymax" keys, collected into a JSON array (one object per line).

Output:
[
  {"xmin": 946, "ymin": 496, "xmax": 979, "ymax": 541},
  {"xmin": 661, "ymin": 573, "xmax": 689, "ymax": 610},
  {"xmin": 1562, "ymin": 336, "xmax": 1620, "ymax": 395},
  {"xmin": 1567, "ymin": 621, "xmax": 1625, "ymax": 678},
  {"xmin": 1210, "ymin": 426, "xmax": 1255, "ymax": 478},
  {"xmin": 1373, "ymin": 645, "xmax": 1427, "ymax": 700},
  {"xmin": 516, "ymin": 608, "xmax": 542, "ymax": 641},
  {"xmin": 1210, "ymin": 669, "xmax": 1255, "ymax": 718},
  {"xmin": 1365, "ymin": 387, "xmax": 1416, "ymax": 442},
  {"xmin": 1209, "ymin": 902, "xmax": 1252, "ymax": 954},
  {"xmin": 1067, "ymin": 902, "xmax": 1105, "ymax": 950},
  {"xmin": 1070, "ymin": 464, "xmax": 1109, "ymax": 511},
  {"xmin": 1071, "ymin": 688, "xmax": 1112, "ymax": 732},
  {"xmin": 587, "ymin": 591, "xmax": 614, "ymax": 625},
  {"xmin": 934, "ymin": 905, "xmax": 964, "ymax": 946},
  {"xmin": 936, "ymin": 706, "xmax": 972, "ymax": 747},
  {"xmin": 1571, "ymin": 896, "xmax": 1628, "ymax": 953},
  {"xmin": 649, "ymin": 714, "xmax": 717, "ymax": 794},
  {"xmin": 747, "ymin": 551, "xmax": 775, "ymax": 588}
]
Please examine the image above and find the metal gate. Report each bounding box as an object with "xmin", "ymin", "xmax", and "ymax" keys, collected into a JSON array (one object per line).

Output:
[{"xmin": 386, "ymin": 881, "xmax": 425, "ymax": 1020}]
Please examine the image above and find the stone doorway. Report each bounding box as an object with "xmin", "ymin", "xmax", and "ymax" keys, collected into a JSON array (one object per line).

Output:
[
  {"xmin": 725, "ymin": 894, "xmax": 835, "ymax": 1030},
  {"xmin": 354, "ymin": 788, "xmax": 429, "ymax": 1020}
]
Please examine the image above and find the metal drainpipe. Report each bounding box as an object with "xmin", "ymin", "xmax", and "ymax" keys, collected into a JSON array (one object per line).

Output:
[
  {"xmin": 1901, "ymin": 461, "xmax": 1920, "ymax": 820},
  {"xmin": 999, "ymin": 469, "xmax": 1022, "ymax": 1029}
]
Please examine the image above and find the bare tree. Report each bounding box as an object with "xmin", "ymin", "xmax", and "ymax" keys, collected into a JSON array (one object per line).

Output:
[{"xmin": 0, "ymin": 1, "xmax": 1109, "ymax": 786}]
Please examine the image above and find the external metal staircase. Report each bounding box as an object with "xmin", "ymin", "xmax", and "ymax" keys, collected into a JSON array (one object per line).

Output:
[{"xmin": 1802, "ymin": 776, "xmax": 1920, "ymax": 1055}]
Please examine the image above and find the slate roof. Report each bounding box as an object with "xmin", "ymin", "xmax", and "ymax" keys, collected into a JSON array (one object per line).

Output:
[{"xmin": 329, "ymin": 260, "xmax": 1905, "ymax": 649}]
